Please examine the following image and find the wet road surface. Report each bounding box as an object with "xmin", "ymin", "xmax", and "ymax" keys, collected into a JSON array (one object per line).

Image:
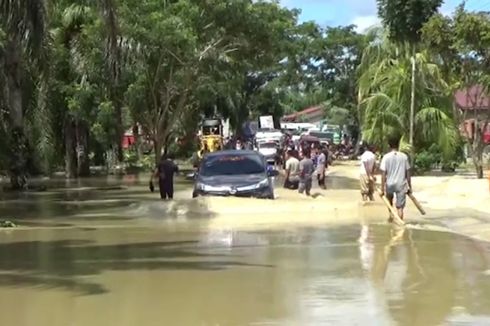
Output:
[
  {"xmin": 1, "ymin": 176, "xmax": 490, "ymax": 325},
  {"xmin": 1, "ymin": 224, "xmax": 490, "ymax": 325}
]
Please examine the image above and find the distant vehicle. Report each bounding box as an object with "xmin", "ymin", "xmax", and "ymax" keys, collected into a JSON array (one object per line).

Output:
[
  {"xmin": 257, "ymin": 141, "xmax": 279, "ymax": 164},
  {"xmin": 321, "ymin": 123, "xmax": 341, "ymax": 144},
  {"xmin": 303, "ymin": 130, "xmax": 334, "ymax": 145},
  {"xmin": 299, "ymin": 135, "xmax": 320, "ymax": 150},
  {"xmin": 255, "ymin": 129, "xmax": 283, "ymax": 143},
  {"xmin": 193, "ymin": 150, "xmax": 278, "ymax": 199},
  {"xmin": 199, "ymin": 118, "xmax": 224, "ymax": 152},
  {"xmin": 280, "ymin": 122, "xmax": 316, "ymax": 131}
]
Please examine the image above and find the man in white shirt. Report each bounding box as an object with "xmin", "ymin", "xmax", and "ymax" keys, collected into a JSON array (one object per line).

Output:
[
  {"xmin": 316, "ymin": 146, "xmax": 328, "ymax": 190},
  {"xmin": 360, "ymin": 144, "xmax": 377, "ymax": 201},
  {"xmin": 380, "ymin": 136, "xmax": 412, "ymax": 221},
  {"xmin": 283, "ymin": 149, "xmax": 300, "ymax": 190}
]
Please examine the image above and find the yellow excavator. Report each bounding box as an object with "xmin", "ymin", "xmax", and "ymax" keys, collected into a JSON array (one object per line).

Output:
[{"xmin": 197, "ymin": 118, "xmax": 223, "ymax": 160}]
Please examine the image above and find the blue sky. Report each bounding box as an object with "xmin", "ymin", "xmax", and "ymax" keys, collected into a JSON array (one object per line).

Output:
[{"xmin": 280, "ymin": 0, "xmax": 489, "ymax": 31}]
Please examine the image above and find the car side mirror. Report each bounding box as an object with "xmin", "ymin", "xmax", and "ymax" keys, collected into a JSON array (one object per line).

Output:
[
  {"xmin": 268, "ymin": 169, "xmax": 279, "ymax": 177},
  {"xmin": 186, "ymin": 172, "xmax": 197, "ymax": 181}
]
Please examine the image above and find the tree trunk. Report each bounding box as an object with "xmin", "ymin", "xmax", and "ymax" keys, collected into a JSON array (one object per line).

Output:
[
  {"xmin": 132, "ymin": 124, "xmax": 142, "ymax": 160},
  {"xmin": 76, "ymin": 120, "xmax": 90, "ymax": 177},
  {"xmin": 409, "ymin": 54, "xmax": 416, "ymax": 145},
  {"xmin": 115, "ymin": 103, "xmax": 124, "ymax": 163},
  {"xmin": 472, "ymin": 129, "xmax": 485, "ymax": 179},
  {"xmin": 64, "ymin": 118, "xmax": 77, "ymax": 179},
  {"xmin": 163, "ymin": 133, "xmax": 172, "ymax": 156},
  {"xmin": 153, "ymin": 138, "xmax": 162, "ymax": 167},
  {"xmin": 5, "ymin": 39, "xmax": 27, "ymax": 190},
  {"xmin": 472, "ymin": 147, "xmax": 484, "ymax": 179}
]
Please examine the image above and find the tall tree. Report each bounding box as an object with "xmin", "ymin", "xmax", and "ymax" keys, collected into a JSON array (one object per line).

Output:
[
  {"xmin": 317, "ymin": 25, "xmax": 370, "ymax": 140},
  {"xmin": 98, "ymin": 0, "xmax": 124, "ymax": 163},
  {"xmin": 358, "ymin": 27, "xmax": 458, "ymax": 156},
  {"xmin": 377, "ymin": 0, "xmax": 443, "ymax": 145},
  {"xmin": 0, "ymin": 0, "xmax": 47, "ymax": 189},
  {"xmin": 423, "ymin": 7, "xmax": 490, "ymax": 178}
]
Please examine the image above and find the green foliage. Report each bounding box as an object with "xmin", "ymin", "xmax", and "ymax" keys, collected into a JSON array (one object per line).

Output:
[
  {"xmin": 423, "ymin": 7, "xmax": 490, "ymax": 178},
  {"xmin": 414, "ymin": 144, "xmax": 441, "ymax": 172},
  {"xmin": 280, "ymin": 25, "xmax": 369, "ymax": 135},
  {"xmin": 377, "ymin": 0, "xmax": 443, "ymax": 44},
  {"xmin": 413, "ymin": 142, "xmax": 465, "ymax": 173},
  {"xmin": 91, "ymin": 101, "xmax": 118, "ymax": 148},
  {"xmin": 124, "ymin": 150, "xmax": 154, "ymax": 171},
  {"xmin": 358, "ymin": 28, "xmax": 459, "ymax": 157},
  {"xmin": 3, "ymin": 0, "xmax": 487, "ymax": 184}
]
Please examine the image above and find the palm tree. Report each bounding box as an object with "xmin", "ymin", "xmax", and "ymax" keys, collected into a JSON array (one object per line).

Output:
[
  {"xmin": 48, "ymin": 2, "xmax": 99, "ymax": 178},
  {"xmin": 357, "ymin": 27, "xmax": 459, "ymax": 158},
  {"xmin": 0, "ymin": 0, "xmax": 47, "ymax": 189},
  {"xmin": 98, "ymin": 0, "xmax": 124, "ymax": 163}
]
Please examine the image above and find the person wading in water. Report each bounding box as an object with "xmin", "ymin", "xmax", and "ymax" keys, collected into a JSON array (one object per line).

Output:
[
  {"xmin": 283, "ymin": 149, "xmax": 300, "ymax": 190},
  {"xmin": 359, "ymin": 143, "xmax": 377, "ymax": 202},
  {"xmin": 150, "ymin": 154, "xmax": 179, "ymax": 200},
  {"xmin": 380, "ymin": 136, "xmax": 412, "ymax": 221},
  {"xmin": 299, "ymin": 148, "xmax": 314, "ymax": 196},
  {"xmin": 316, "ymin": 146, "xmax": 327, "ymax": 190}
]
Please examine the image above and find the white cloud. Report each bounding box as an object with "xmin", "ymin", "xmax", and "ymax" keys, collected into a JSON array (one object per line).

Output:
[{"xmin": 351, "ymin": 15, "xmax": 380, "ymax": 33}]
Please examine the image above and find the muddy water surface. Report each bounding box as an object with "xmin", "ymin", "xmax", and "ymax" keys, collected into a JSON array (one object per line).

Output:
[{"xmin": 0, "ymin": 176, "xmax": 490, "ymax": 326}]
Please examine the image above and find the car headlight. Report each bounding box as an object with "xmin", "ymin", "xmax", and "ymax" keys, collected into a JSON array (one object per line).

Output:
[
  {"xmin": 238, "ymin": 179, "xmax": 269, "ymax": 191},
  {"xmin": 195, "ymin": 182, "xmax": 205, "ymax": 191},
  {"xmin": 256, "ymin": 178, "xmax": 270, "ymax": 188}
]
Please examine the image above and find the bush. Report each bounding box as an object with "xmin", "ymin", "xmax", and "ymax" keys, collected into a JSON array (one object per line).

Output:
[
  {"xmin": 414, "ymin": 142, "xmax": 465, "ymax": 173},
  {"xmin": 124, "ymin": 150, "xmax": 155, "ymax": 172},
  {"xmin": 414, "ymin": 150, "xmax": 439, "ymax": 172}
]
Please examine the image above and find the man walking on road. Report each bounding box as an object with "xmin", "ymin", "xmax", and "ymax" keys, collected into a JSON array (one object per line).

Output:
[
  {"xmin": 360, "ymin": 143, "xmax": 377, "ymax": 201},
  {"xmin": 151, "ymin": 154, "xmax": 179, "ymax": 200},
  {"xmin": 284, "ymin": 149, "xmax": 300, "ymax": 190},
  {"xmin": 316, "ymin": 146, "xmax": 327, "ymax": 190},
  {"xmin": 380, "ymin": 136, "xmax": 412, "ymax": 221},
  {"xmin": 299, "ymin": 148, "xmax": 315, "ymax": 196}
]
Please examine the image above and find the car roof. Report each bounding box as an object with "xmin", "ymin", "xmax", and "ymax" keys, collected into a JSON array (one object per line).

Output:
[{"xmin": 204, "ymin": 149, "xmax": 259, "ymax": 158}]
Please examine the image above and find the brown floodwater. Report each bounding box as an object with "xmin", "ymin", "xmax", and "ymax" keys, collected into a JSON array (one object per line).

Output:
[{"xmin": 1, "ymin": 176, "xmax": 490, "ymax": 326}]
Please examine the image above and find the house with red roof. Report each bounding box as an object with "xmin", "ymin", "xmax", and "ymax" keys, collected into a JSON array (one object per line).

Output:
[
  {"xmin": 455, "ymin": 85, "xmax": 490, "ymax": 144},
  {"xmin": 281, "ymin": 106, "xmax": 324, "ymax": 123}
]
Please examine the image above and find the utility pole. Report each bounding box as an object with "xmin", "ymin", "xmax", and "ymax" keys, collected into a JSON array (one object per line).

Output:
[{"xmin": 409, "ymin": 55, "xmax": 416, "ymax": 145}]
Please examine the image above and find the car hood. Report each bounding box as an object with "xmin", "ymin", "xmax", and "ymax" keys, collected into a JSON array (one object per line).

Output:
[
  {"xmin": 198, "ymin": 174, "xmax": 267, "ymax": 188},
  {"xmin": 258, "ymin": 148, "xmax": 277, "ymax": 156}
]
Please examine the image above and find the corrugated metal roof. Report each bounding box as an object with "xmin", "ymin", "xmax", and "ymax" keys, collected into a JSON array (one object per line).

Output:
[
  {"xmin": 282, "ymin": 106, "xmax": 323, "ymax": 121},
  {"xmin": 455, "ymin": 85, "xmax": 490, "ymax": 110}
]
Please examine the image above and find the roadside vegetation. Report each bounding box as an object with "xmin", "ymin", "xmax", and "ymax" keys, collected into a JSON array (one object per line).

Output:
[{"xmin": 0, "ymin": 0, "xmax": 489, "ymax": 190}]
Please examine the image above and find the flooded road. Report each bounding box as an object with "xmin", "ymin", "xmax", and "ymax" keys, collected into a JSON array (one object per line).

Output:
[
  {"xmin": 1, "ymin": 176, "xmax": 490, "ymax": 325},
  {"xmin": 1, "ymin": 224, "xmax": 490, "ymax": 325}
]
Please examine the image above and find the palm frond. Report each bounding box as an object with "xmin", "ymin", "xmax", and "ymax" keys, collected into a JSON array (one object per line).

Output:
[
  {"xmin": 0, "ymin": 0, "xmax": 47, "ymax": 57},
  {"xmin": 415, "ymin": 107, "xmax": 459, "ymax": 158}
]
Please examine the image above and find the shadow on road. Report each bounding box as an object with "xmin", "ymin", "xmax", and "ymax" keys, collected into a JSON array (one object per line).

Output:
[{"xmin": 0, "ymin": 239, "xmax": 273, "ymax": 296}]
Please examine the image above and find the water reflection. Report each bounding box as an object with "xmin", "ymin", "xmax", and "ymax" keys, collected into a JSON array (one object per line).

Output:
[
  {"xmin": 0, "ymin": 225, "xmax": 489, "ymax": 325},
  {"xmin": 355, "ymin": 224, "xmax": 490, "ymax": 326}
]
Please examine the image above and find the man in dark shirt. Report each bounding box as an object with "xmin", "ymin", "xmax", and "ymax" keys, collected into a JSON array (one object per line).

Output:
[
  {"xmin": 299, "ymin": 148, "xmax": 314, "ymax": 196},
  {"xmin": 151, "ymin": 154, "xmax": 179, "ymax": 200}
]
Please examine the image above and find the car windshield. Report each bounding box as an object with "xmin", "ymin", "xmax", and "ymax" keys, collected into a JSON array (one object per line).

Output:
[
  {"xmin": 258, "ymin": 128, "xmax": 277, "ymax": 132},
  {"xmin": 200, "ymin": 154, "xmax": 265, "ymax": 176},
  {"xmin": 310, "ymin": 131, "xmax": 333, "ymax": 140},
  {"xmin": 259, "ymin": 143, "xmax": 277, "ymax": 148}
]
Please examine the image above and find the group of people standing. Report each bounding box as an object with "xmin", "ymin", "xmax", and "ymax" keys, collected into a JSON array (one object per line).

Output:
[
  {"xmin": 150, "ymin": 134, "xmax": 412, "ymax": 222},
  {"xmin": 359, "ymin": 136, "xmax": 412, "ymax": 221},
  {"xmin": 283, "ymin": 146, "xmax": 329, "ymax": 196},
  {"xmin": 281, "ymin": 134, "xmax": 413, "ymax": 221}
]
